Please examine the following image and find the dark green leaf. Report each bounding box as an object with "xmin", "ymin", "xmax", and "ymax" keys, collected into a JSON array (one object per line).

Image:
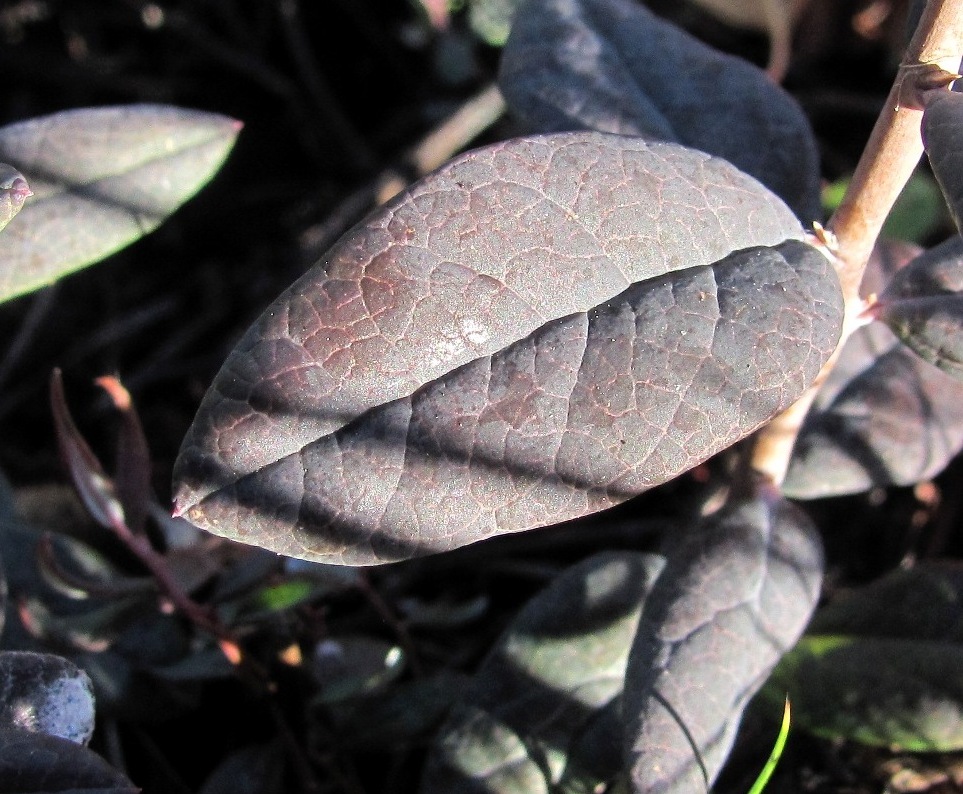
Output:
[
  {"xmin": 784, "ymin": 322, "xmax": 963, "ymax": 498},
  {"xmin": 624, "ymin": 491, "xmax": 823, "ymax": 793},
  {"xmin": 0, "ymin": 104, "xmax": 240, "ymax": 303},
  {"xmin": 924, "ymin": 90, "xmax": 963, "ymax": 234},
  {"xmin": 498, "ymin": 0, "xmax": 820, "ymax": 219},
  {"xmin": 0, "ymin": 726, "xmax": 136, "ymax": 793},
  {"xmin": 173, "ymin": 133, "xmax": 842, "ymax": 564},
  {"xmin": 421, "ymin": 552, "xmax": 664, "ymax": 792},
  {"xmin": 0, "ymin": 652, "xmax": 95, "ymax": 746}
]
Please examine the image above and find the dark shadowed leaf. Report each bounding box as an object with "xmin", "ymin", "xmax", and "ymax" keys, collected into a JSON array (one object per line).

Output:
[
  {"xmin": 768, "ymin": 635, "xmax": 963, "ymax": 751},
  {"xmin": 809, "ymin": 563, "xmax": 963, "ymax": 641},
  {"xmin": 322, "ymin": 672, "xmax": 469, "ymax": 750},
  {"xmin": 0, "ymin": 104, "xmax": 240, "ymax": 303},
  {"xmin": 50, "ymin": 370, "xmax": 125, "ymax": 532},
  {"xmin": 624, "ymin": 489, "xmax": 823, "ymax": 793},
  {"xmin": 174, "ymin": 132, "xmax": 842, "ymax": 564},
  {"xmin": 0, "ymin": 163, "xmax": 31, "ymax": 233},
  {"xmin": 311, "ymin": 635, "xmax": 405, "ymax": 704},
  {"xmin": 765, "ymin": 564, "xmax": 963, "ymax": 750},
  {"xmin": 498, "ymin": 0, "xmax": 820, "ymax": 220},
  {"xmin": 421, "ymin": 552, "xmax": 665, "ymax": 793},
  {"xmin": 198, "ymin": 742, "xmax": 285, "ymax": 794},
  {"xmin": 924, "ymin": 90, "xmax": 963, "ymax": 233},
  {"xmin": 784, "ymin": 321, "xmax": 963, "ymax": 498},
  {"xmin": 0, "ymin": 726, "xmax": 137, "ymax": 793},
  {"xmin": 0, "ymin": 651, "xmax": 95, "ymax": 745},
  {"xmin": 877, "ymin": 234, "xmax": 963, "ymax": 380}
]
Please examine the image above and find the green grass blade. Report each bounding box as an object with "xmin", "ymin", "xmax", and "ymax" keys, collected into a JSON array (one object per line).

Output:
[{"xmin": 746, "ymin": 696, "xmax": 791, "ymax": 794}]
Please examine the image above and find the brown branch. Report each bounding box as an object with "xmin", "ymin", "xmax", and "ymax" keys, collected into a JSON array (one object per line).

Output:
[{"xmin": 749, "ymin": 0, "xmax": 963, "ymax": 486}]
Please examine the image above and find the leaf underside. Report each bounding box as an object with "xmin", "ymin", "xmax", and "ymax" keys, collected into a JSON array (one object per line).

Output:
[
  {"xmin": 174, "ymin": 133, "xmax": 842, "ymax": 565},
  {"xmin": 0, "ymin": 104, "xmax": 240, "ymax": 304},
  {"xmin": 625, "ymin": 494, "xmax": 824, "ymax": 793},
  {"xmin": 498, "ymin": 0, "xmax": 821, "ymax": 221}
]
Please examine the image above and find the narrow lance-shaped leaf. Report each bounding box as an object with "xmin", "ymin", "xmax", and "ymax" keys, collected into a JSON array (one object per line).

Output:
[
  {"xmin": 0, "ymin": 104, "xmax": 240, "ymax": 304},
  {"xmin": 924, "ymin": 90, "xmax": 963, "ymax": 234},
  {"xmin": 784, "ymin": 321, "xmax": 963, "ymax": 498},
  {"xmin": 875, "ymin": 234, "xmax": 963, "ymax": 381},
  {"xmin": 624, "ymin": 488, "xmax": 824, "ymax": 793},
  {"xmin": 0, "ymin": 163, "xmax": 31, "ymax": 233},
  {"xmin": 498, "ymin": 0, "xmax": 820, "ymax": 220},
  {"xmin": 420, "ymin": 552, "xmax": 665, "ymax": 793},
  {"xmin": 173, "ymin": 133, "xmax": 842, "ymax": 564}
]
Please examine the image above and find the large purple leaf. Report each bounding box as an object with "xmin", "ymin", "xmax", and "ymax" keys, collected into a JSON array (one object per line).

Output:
[
  {"xmin": 498, "ymin": 0, "xmax": 821, "ymax": 221},
  {"xmin": 784, "ymin": 321, "xmax": 963, "ymax": 498},
  {"xmin": 624, "ymin": 491, "xmax": 824, "ymax": 793},
  {"xmin": 877, "ymin": 234, "xmax": 963, "ymax": 381},
  {"xmin": 0, "ymin": 104, "xmax": 240, "ymax": 303},
  {"xmin": 924, "ymin": 90, "xmax": 963, "ymax": 233},
  {"xmin": 173, "ymin": 133, "xmax": 842, "ymax": 564}
]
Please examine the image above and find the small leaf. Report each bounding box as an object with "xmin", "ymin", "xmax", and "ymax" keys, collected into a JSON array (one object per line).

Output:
[
  {"xmin": 924, "ymin": 90, "xmax": 963, "ymax": 234},
  {"xmin": 96, "ymin": 377, "xmax": 152, "ymax": 535},
  {"xmin": 624, "ymin": 489, "xmax": 823, "ymax": 793},
  {"xmin": 0, "ymin": 651, "xmax": 95, "ymax": 746},
  {"xmin": 876, "ymin": 234, "xmax": 963, "ymax": 380},
  {"xmin": 421, "ymin": 552, "xmax": 665, "ymax": 792},
  {"xmin": 0, "ymin": 726, "xmax": 137, "ymax": 793},
  {"xmin": 49, "ymin": 370, "xmax": 125, "ymax": 532},
  {"xmin": 0, "ymin": 163, "xmax": 31, "ymax": 233},
  {"xmin": 498, "ymin": 0, "xmax": 820, "ymax": 219},
  {"xmin": 784, "ymin": 322, "xmax": 963, "ymax": 498},
  {"xmin": 881, "ymin": 171, "xmax": 948, "ymax": 243},
  {"xmin": 0, "ymin": 104, "xmax": 240, "ymax": 303},
  {"xmin": 311, "ymin": 636, "xmax": 405, "ymax": 704},
  {"xmin": 173, "ymin": 133, "xmax": 842, "ymax": 563}
]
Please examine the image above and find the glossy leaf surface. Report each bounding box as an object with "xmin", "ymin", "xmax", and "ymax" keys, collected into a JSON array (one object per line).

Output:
[
  {"xmin": 0, "ymin": 104, "xmax": 240, "ymax": 303},
  {"xmin": 924, "ymin": 90, "xmax": 963, "ymax": 233},
  {"xmin": 420, "ymin": 552, "xmax": 664, "ymax": 793},
  {"xmin": 877, "ymin": 234, "xmax": 963, "ymax": 381},
  {"xmin": 0, "ymin": 651, "xmax": 95, "ymax": 745},
  {"xmin": 174, "ymin": 133, "xmax": 842, "ymax": 564},
  {"xmin": 498, "ymin": 0, "xmax": 820, "ymax": 220},
  {"xmin": 784, "ymin": 322, "xmax": 963, "ymax": 498},
  {"xmin": 767, "ymin": 565, "xmax": 963, "ymax": 751},
  {"xmin": 624, "ymin": 492, "xmax": 823, "ymax": 793}
]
